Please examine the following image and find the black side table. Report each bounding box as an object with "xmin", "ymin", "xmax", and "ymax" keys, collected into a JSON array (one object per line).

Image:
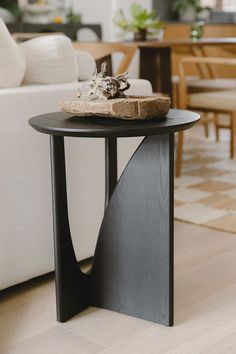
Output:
[{"xmin": 29, "ymin": 109, "xmax": 199, "ymax": 326}]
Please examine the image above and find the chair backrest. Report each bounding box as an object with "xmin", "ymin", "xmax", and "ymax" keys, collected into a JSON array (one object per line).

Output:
[
  {"xmin": 178, "ymin": 56, "xmax": 236, "ymax": 109},
  {"xmin": 72, "ymin": 42, "xmax": 137, "ymax": 76}
]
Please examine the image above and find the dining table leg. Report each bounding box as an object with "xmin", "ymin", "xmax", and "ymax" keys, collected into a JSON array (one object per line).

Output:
[{"xmin": 139, "ymin": 47, "xmax": 172, "ymax": 100}]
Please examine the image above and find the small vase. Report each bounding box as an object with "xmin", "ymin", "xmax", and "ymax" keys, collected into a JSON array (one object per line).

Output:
[
  {"xmin": 147, "ymin": 29, "xmax": 164, "ymax": 41},
  {"xmin": 180, "ymin": 6, "xmax": 197, "ymax": 22},
  {"xmin": 134, "ymin": 29, "xmax": 147, "ymax": 41}
]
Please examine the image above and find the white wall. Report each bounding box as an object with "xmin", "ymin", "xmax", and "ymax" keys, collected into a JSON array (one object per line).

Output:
[
  {"xmin": 70, "ymin": 0, "xmax": 152, "ymax": 78},
  {"xmin": 71, "ymin": 0, "xmax": 152, "ymax": 41}
]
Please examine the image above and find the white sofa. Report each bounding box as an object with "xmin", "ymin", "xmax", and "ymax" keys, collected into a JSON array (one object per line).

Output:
[{"xmin": 0, "ymin": 79, "xmax": 152, "ymax": 290}]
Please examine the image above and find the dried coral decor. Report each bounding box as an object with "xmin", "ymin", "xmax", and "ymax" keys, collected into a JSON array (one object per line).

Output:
[{"xmin": 60, "ymin": 63, "xmax": 170, "ymax": 120}]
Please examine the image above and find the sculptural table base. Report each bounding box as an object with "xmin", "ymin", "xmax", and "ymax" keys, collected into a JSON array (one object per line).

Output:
[{"xmin": 50, "ymin": 133, "xmax": 174, "ymax": 326}]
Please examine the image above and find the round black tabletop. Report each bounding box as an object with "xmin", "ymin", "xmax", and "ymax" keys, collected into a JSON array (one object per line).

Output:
[{"xmin": 29, "ymin": 109, "xmax": 200, "ymax": 138}]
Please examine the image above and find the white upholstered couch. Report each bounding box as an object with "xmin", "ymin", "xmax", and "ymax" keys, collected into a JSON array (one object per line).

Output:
[
  {"xmin": 0, "ymin": 21, "xmax": 152, "ymax": 290},
  {"xmin": 0, "ymin": 50, "xmax": 152, "ymax": 289}
]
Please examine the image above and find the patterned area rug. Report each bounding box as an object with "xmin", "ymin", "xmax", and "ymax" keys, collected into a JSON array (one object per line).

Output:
[{"xmin": 174, "ymin": 133, "xmax": 236, "ymax": 234}]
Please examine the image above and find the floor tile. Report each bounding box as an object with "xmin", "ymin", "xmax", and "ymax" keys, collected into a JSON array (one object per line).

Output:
[
  {"xmin": 175, "ymin": 251, "xmax": 236, "ymax": 312},
  {"xmin": 222, "ymin": 188, "xmax": 236, "ymax": 199},
  {"xmin": 97, "ymin": 318, "xmax": 236, "ymax": 354},
  {"xmin": 213, "ymin": 172, "xmax": 236, "ymax": 185},
  {"xmin": 204, "ymin": 214, "xmax": 236, "ymax": 234},
  {"xmin": 174, "ymin": 203, "xmax": 227, "ymax": 224},
  {"xmin": 208, "ymin": 159, "xmax": 236, "ymax": 172},
  {"xmin": 174, "ymin": 221, "xmax": 236, "ymax": 270},
  {"xmin": 181, "ymin": 152, "xmax": 195, "ymax": 161},
  {"xmin": 198, "ymin": 193, "xmax": 236, "ymax": 210},
  {"xmin": 98, "ymin": 251, "xmax": 236, "ymax": 354},
  {"xmin": 174, "ymin": 188, "xmax": 211, "ymax": 203},
  {"xmin": 1, "ymin": 326, "xmax": 102, "ymax": 354},
  {"xmin": 190, "ymin": 180, "xmax": 234, "ymax": 193},
  {"xmin": 165, "ymin": 323, "xmax": 236, "ymax": 354},
  {"xmin": 174, "ymin": 175, "xmax": 205, "ymax": 188},
  {"xmin": 188, "ymin": 167, "xmax": 224, "ymax": 178},
  {"xmin": 0, "ymin": 278, "xmax": 56, "ymax": 351},
  {"xmin": 62, "ymin": 307, "xmax": 152, "ymax": 348},
  {"xmin": 1, "ymin": 221, "xmax": 236, "ymax": 354},
  {"xmin": 201, "ymin": 331, "xmax": 236, "ymax": 354},
  {"xmin": 174, "ymin": 200, "xmax": 185, "ymax": 207},
  {"xmin": 185, "ymin": 156, "xmax": 221, "ymax": 165},
  {"xmin": 182, "ymin": 163, "xmax": 203, "ymax": 173}
]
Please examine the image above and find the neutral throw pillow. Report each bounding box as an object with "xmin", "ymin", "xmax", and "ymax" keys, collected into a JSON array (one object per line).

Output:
[
  {"xmin": 20, "ymin": 35, "xmax": 78, "ymax": 84},
  {"xmin": 74, "ymin": 50, "xmax": 96, "ymax": 81},
  {"xmin": 0, "ymin": 18, "xmax": 26, "ymax": 88}
]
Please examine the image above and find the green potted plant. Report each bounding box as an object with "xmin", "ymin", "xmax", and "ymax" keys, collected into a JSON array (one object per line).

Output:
[
  {"xmin": 173, "ymin": 0, "xmax": 203, "ymax": 22},
  {"xmin": 66, "ymin": 8, "xmax": 81, "ymax": 24},
  {"xmin": 115, "ymin": 2, "xmax": 164, "ymax": 41}
]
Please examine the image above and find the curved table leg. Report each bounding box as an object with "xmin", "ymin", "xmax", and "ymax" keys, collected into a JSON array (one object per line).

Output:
[{"xmin": 92, "ymin": 134, "xmax": 174, "ymax": 326}]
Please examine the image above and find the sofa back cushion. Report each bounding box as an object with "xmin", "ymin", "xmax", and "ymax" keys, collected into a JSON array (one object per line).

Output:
[
  {"xmin": 20, "ymin": 35, "xmax": 78, "ymax": 84},
  {"xmin": 0, "ymin": 18, "xmax": 26, "ymax": 88}
]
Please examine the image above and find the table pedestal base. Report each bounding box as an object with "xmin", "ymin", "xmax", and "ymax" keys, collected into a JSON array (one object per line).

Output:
[{"xmin": 50, "ymin": 133, "xmax": 174, "ymax": 326}]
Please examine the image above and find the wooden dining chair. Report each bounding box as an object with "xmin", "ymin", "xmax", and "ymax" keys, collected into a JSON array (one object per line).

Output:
[
  {"xmin": 172, "ymin": 45, "xmax": 236, "ymax": 98},
  {"xmin": 72, "ymin": 42, "xmax": 137, "ymax": 76},
  {"xmin": 172, "ymin": 46, "xmax": 236, "ymax": 140},
  {"xmin": 176, "ymin": 56, "xmax": 236, "ymax": 177}
]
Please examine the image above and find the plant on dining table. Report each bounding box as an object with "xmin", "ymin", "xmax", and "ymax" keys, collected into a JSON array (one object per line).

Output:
[
  {"xmin": 173, "ymin": 0, "xmax": 207, "ymax": 21},
  {"xmin": 115, "ymin": 2, "xmax": 164, "ymax": 41}
]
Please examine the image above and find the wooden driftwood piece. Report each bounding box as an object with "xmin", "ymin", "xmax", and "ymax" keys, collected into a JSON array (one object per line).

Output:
[{"xmin": 60, "ymin": 95, "xmax": 170, "ymax": 120}]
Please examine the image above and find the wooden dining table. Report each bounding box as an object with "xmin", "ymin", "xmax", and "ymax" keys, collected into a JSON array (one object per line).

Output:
[{"xmin": 129, "ymin": 38, "xmax": 236, "ymax": 98}]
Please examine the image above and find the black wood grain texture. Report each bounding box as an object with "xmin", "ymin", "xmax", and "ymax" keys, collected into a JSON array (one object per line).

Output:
[
  {"xmin": 29, "ymin": 109, "xmax": 200, "ymax": 138},
  {"xmin": 50, "ymin": 135, "xmax": 91, "ymax": 322},
  {"xmin": 29, "ymin": 110, "xmax": 199, "ymax": 326},
  {"xmin": 92, "ymin": 134, "xmax": 174, "ymax": 325}
]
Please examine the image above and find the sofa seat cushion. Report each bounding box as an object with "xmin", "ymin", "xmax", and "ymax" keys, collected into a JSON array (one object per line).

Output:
[
  {"xmin": 172, "ymin": 75, "xmax": 236, "ymax": 94},
  {"xmin": 189, "ymin": 90, "xmax": 236, "ymax": 111},
  {"xmin": 0, "ymin": 79, "xmax": 152, "ymax": 115},
  {"xmin": 0, "ymin": 78, "xmax": 151, "ymax": 97},
  {"xmin": 0, "ymin": 18, "xmax": 26, "ymax": 88},
  {"xmin": 172, "ymin": 75, "xmax": 198, "ymax": 84},
  {"xmin": 20, "ymin": 35, "xmax": 78, "ymax": 84}
]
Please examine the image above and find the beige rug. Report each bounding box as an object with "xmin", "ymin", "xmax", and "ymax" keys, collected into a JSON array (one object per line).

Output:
[{"xmin": 174, "ymin": 134, "xmax": 236, "ymax": 234}]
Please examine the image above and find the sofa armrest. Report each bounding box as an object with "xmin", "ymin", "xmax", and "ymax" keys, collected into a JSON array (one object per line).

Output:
[
  {"xmin": 74, "ymin": 50, "xmax": 96, "ymax": 81},
  {"xmin": 126, "ymin": 79, "xmax": 153, "ymax": 96}
]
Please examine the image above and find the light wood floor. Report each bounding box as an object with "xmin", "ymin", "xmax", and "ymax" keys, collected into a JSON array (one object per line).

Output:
[{"xmin": 1, "ymin": 220, "xmax": 236, "ymax": 354}]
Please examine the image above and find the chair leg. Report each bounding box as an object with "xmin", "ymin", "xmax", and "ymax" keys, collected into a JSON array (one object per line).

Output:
[
  {"xmin": 230, "ymin": 112, "xmax": 236, "ymax": 159},
  {"xmin": 202, "ymin": 113, "xmax": 209, "ymax": 138},
  {"xmin": 214, "ymin": 113, "xmax": 220, "ymax": 142},
  {"xmin": 172, "ymin": 82, "xmax": 179, "ymax": 108},
  {"xmin": 176, "ymin": 131, "xmax": 184, "ymax": 177}
]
